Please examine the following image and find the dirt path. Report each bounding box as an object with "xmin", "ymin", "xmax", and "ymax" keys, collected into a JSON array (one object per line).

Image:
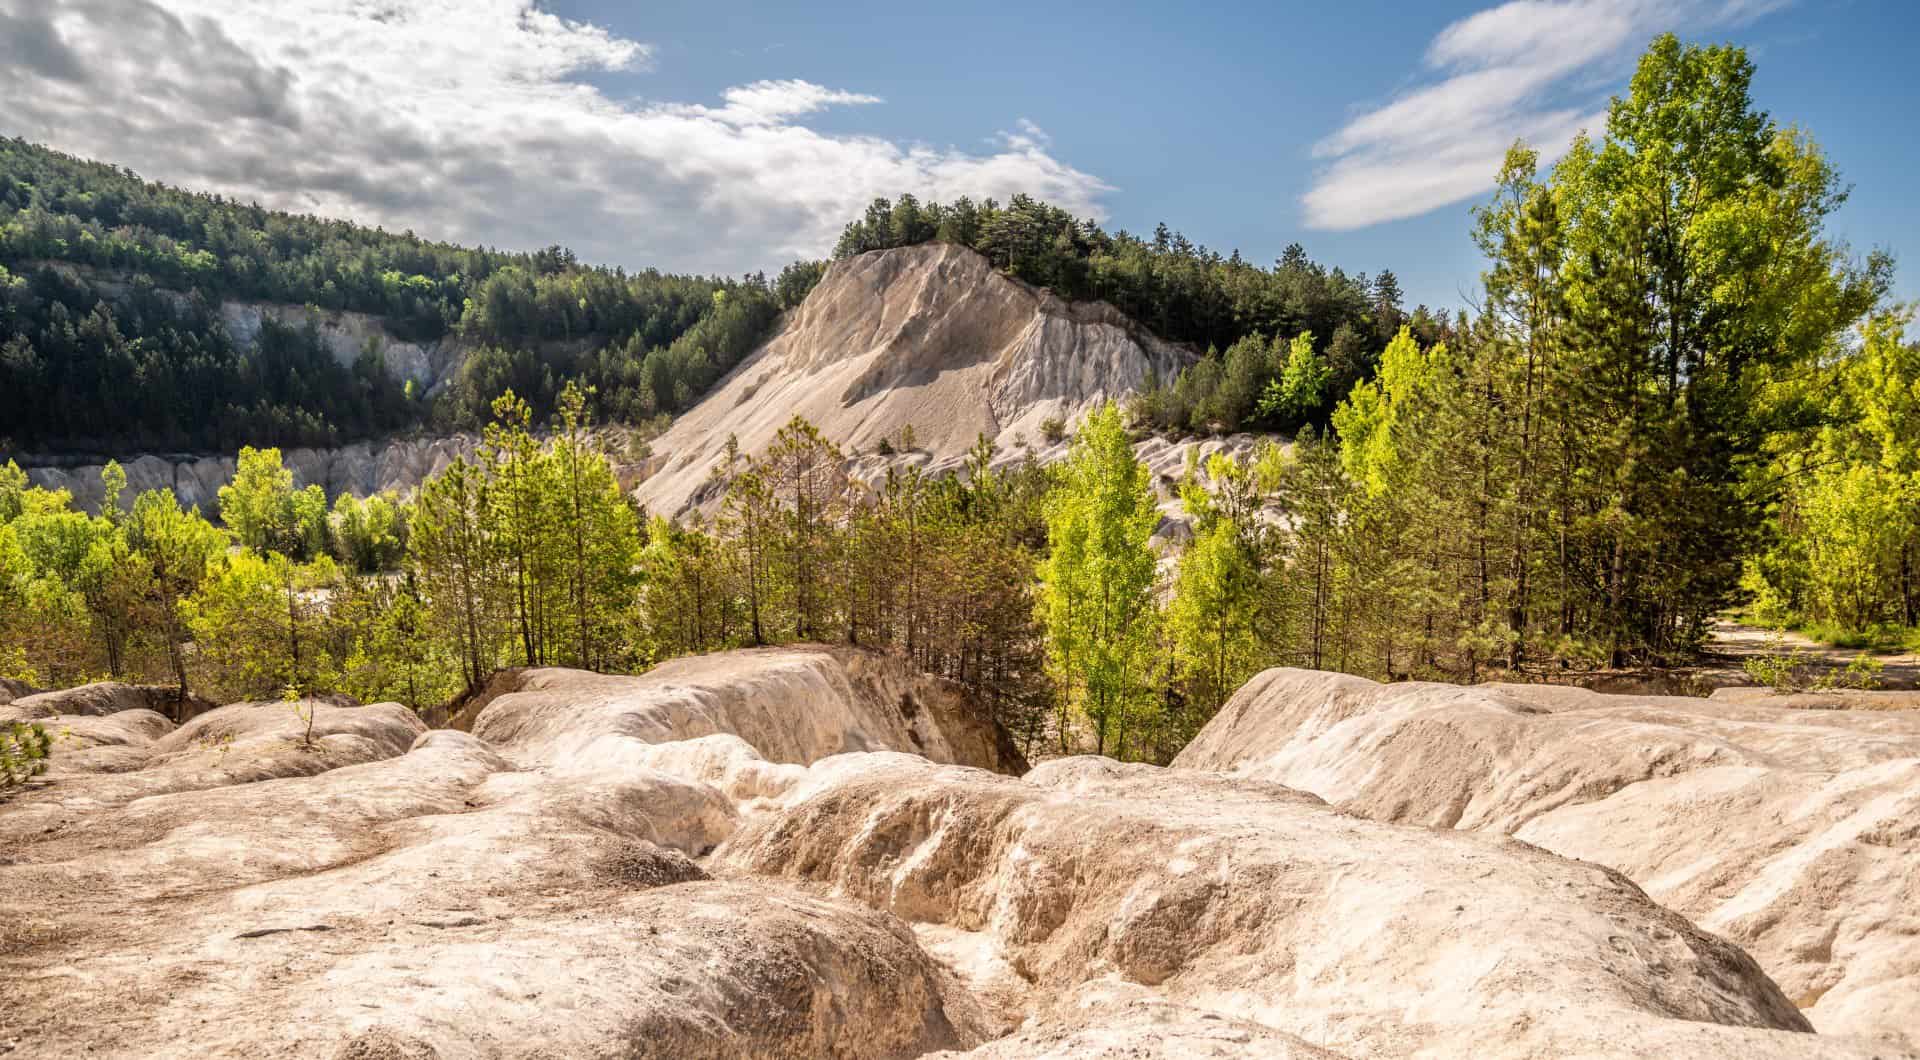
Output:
[{"xmin": 1701, "ymin": 618, "xmax": 1920, "ymax": 689}]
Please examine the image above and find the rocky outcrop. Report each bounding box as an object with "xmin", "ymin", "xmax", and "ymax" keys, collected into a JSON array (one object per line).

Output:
[
  {"xmin": 17, "ymin": 434, "xmax": 482, "ymax": 515},
  {"xmin": 3, "ymin": 649, "xmax": 1907, "ymax": 1057},
  {"xmin": 0, "ymin": 680, "xmax": 215, "ymax": 724},
  {"xmin": 22, "ymin": 260, "xmax": 467, "ymax": 392},
  {"xmin": 633, "ymin": 243, "xmax": 1199, "ymax": 518},
  {"xmin": 1174, "ymin": 668, "xmax": 1920, "ymax": 1048},
  {"xmin": 216, "ymin": 300, "xmax": 465, "ymax": 391},
  {"xmin": 471, "ymin": 645, "xmax": 1028, "ymax": 781}
]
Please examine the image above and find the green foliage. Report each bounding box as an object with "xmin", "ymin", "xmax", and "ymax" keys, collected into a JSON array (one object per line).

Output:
[
  {"xmin": 1, "ymin": 721, "xmax": 50, "ymax": 787},
  {"xmin": 686, "ymin": 429, "xmax": 1053, "ymax": 741},
  {"xmin": 1825, "ymin": 653, "xmax": 1886, "ymax": 692},
  {"xmin": 773, "ymin": 259, "xmax": 827, "ymax": 309},
  {"xmin": 329, "ymin": 492, "xmax": 408, "ymax": 574},
  {"xmin": 1745, "ymin": 311, "xmax": 1920, "ymax": 640},
  {"xmin": 337, "ymin": 574, "xmax": 462, "ymax": 713},
  {"xmin": 1039, "ymin": 402, "xmax": 1161, "ymax": 758},
  {"xmin": 1257, "ymin": 332, "xmax": 1329, "ymax": 423},
  {"xmin": 1273, "ymin": 35, "xmax": 1897, "ymax": 677},
  {"xmin": 1741, "ymin": 637, "xmax": 1885, "ymax": 695},
  {"xmin": 440, "ymin": 280, "xmax": 781, "ymax": 429},
  {"xmin": 834, "ymin": 192, "xmax": 1446, "ymax": 436},
  {"xmin": 184, "ymin": 550, "xmax": 340, "ymax": 703},
  {"xmin": 0, "ymin": 138, "xmax": 787, "ymax": 449},
  {"xmin": 407, "ymin": 384, "xmax": 645, "ymax": 687},
  {"xmin": 1166, "ymin": 452, "xmax": 1274, "ymax": 735},
  {"xmin": 218, "ymin": 447, "xmax": 327, "ymax": 559}
]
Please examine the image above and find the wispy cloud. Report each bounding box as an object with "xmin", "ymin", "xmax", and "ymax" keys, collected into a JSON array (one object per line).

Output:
[
  {"xmin": 1302, "ymin": 0, "xmax": 1793, "ymax": 231},
  {"xmin": 0, "ymin": 0, "xmax": 1112, "ymax": 275}
]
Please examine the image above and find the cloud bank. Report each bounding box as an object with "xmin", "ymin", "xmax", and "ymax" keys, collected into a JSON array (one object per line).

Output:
[
  {"xmin": 0, "ymin": 0, "xmax": 1112, "ymax": 275},
  {"xmin": 1302, "ymin": 0, "xmax": 1791, "ymax": 230}
]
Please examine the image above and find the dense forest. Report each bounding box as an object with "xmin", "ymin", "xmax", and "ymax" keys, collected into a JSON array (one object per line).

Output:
[
  {"xmin": 3, "ymin": 36, "xmax": 1915, "ymax": 774},
  {"xmin": 0, "ymin": 138, "xmax": 790, "ymax": 450}
]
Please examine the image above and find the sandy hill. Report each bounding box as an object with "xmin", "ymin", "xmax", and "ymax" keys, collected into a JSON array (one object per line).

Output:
[
  {"xmin": 1175, "ymin": 668, "xmax": 1920, "ymax": 1050},
  {"xmin": 7, "ymin": 649, "xmax": 1910, "ymax": 1057},
  {"xmin": 633, "ymin": 243, "xmax": 1195, "ymax": 518}
]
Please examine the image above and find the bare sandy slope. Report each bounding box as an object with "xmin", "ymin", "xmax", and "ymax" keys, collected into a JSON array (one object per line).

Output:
[
  {"xmin": 3, "ymin": 648, "xmax": 1905, "ymax": 1057},
  {"xmin": 632, "ymin": 243, "xmax": 1194, "ymax": 518},
  {"xmin": 1175, "ymin": 667, "xmax": 1920, "ymax": 1048}
]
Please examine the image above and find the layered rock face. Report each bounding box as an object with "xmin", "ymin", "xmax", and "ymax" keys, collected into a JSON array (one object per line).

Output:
[
  {"xmin": 3, "ymin": 649, "xmax": 1906, "ymax": 1058},
  {"xmin": 22, "ymin": 262, "xmax": 466, "ymax": 393},
  {"xmin": 19, "ymin": 434, "xmax": 482, "ymax": 515},
  {"xmin": 633, "ymin": 244, "xmax": 1197, "ymax": 518},
  {"xmin": 1175, "ymin": 668, "xmax": 1920, "ymax": 1048},
  {"xmin": 216, "ymin": 300, "xmax": 465, "ymax": 391}
]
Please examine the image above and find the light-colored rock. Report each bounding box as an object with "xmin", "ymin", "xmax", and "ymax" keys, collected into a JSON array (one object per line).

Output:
[
  {"xmin": 1709, "ymin": 685, "xmax": 1920, "ymax": 711},
  {"xmin": 0, "ymin": 725, "xmax": 990, "ymax": 1059},
  {"xmin": 18, "ymin": 434, "xmax": 483, "ymax": 516},
  {"xmin": 722, "ymin": 752, "xmax": 1888, "ymax": 1058},
  {"xmin": 0, "ymin": 680, "xmax": 212, "ymax": 723},
  {"xmin": 0, "ymin": 675, "xmax": 36, "ymax": 705},
  {"xmin": 6, "ymin": 646, "xmax": 1908, "ymax": 1057},
  {"xmin": 634, "ymin": 243, "xmax": 1202, "ymax": 517},
  {"xmin": 217, "ymin": 300, "xmax": 464, "ymax": 390},
  {"xmin": 932, "ymin": 980, "xmax": 1344, "ymax": 1058},
  {"xmin": 471, "ymin": 644, "xmax": 1028, "ymax": 780},
  {"xmin": 1175, "ymin": 668, "xmax": 1920, "ymax": 1048}
]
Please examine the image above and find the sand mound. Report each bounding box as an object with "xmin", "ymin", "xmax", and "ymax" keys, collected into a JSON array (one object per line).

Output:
[
  {"xmin": 4, "ymin": 647, "xmax": 1910, "ymax": 1057},
  {"xmin": 1175, "ymin": 667, "xmax": 1920, "ymax": 1047},
  {"xmin": 633, "ymin": 243, "xmax": 1193, "ymax": 517},
  {"xmin": 719, "ymin": 752, "xmax": 1885, "ymax": 1058},
  {"xmin": 0, "ymin": 725, "xmax": 989, "ymax": 1058},
  {"xmin": 0, "ymin": 680, "xmax": 216, "ymax": 723},
  {"xmin": 471, "ymin": 644, "xmax": 1027, "ymax": 778}
]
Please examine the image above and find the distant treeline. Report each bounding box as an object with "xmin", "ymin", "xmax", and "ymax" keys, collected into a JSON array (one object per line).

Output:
[
  {"xmin": 1, "ymin": 134, "xmax": 1442, "ymax": 454},
  {"xmin": 830, "ymin": 191, "xmax": 1454, "ymax": 434},
  {"xmin": 0, "ymin": 138, "xmax": 787, "ymax": 451}
]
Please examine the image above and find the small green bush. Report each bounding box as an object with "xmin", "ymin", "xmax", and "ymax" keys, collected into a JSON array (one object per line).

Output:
[
  {"xmin": 1, "ymin": 722, "xmax": 51, "ymax": 786},
  {"xmin": 1742, "ymin": 636, "xmax": 1811, "ymax": 693},
  {"xmin": 1813, "ymin": 653, "xmax": 1885, "ymax": 692},
  {"xmin": 1040, "ymin": 416, "xmax": 1067, "ymax": 444}
]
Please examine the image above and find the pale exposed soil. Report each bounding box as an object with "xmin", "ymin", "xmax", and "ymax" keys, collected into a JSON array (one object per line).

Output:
[
  {"xmin": 5, "ymin": 646, "xmax": 1911, "ymax": 1057},
  {"xmin": 1177, "ymin": 666, "xmax": 1920, "ymax": 1049}
]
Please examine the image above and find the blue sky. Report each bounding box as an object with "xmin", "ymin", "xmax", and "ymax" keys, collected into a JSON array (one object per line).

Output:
[
  {"xmin": 5, "ymin": 0, "xmax": 1914, "ymax": 314},
  {"xmin": 557, "ymin": 0, "xmax": 1918, "ymax": 311}
]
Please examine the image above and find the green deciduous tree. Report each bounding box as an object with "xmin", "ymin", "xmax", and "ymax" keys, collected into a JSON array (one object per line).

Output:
[{"xmin": 1040, "ymin": 402, "xmax": 1160, "ymax": 758}]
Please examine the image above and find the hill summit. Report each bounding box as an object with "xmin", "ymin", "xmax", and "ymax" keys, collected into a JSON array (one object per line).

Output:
[{"xmin": 634, "ymin": 242, "xmax": 1192, "ymax": 516}]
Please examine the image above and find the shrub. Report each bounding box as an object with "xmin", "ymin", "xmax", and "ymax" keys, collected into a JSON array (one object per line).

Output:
[
  {"xmin": 1814, "ymin": 653, "xmax": 1885, "ymax": 692},
  {"xmin": 1, "ymin": 722, "xmax": 50, "ymax": 786},
  {"xmin": 1742, "ymin": 636, "xmax": 1811, "ymax": 693},
  {"xmin": 1040, "ymin": 416, "xmax": 1067, "ymax": 444}
]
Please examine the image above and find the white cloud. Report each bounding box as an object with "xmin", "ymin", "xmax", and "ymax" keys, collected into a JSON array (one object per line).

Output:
[
  {"xmin": 0, "ymin": 0, "xmax": 1112, "ymax": 275},
  {"xmin": 1303, "ymin": 0, "xmax": 1792, "ymax": 231}
]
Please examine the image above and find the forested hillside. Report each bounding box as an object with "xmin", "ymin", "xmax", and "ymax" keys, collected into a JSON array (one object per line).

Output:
[
  {"xmin": 0, "ymin": 138, "xmax": 787, "ymax": 450},
  {"xmin": 829, "ymin": 191, "xmax": 1451, "ymax": 434}
]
